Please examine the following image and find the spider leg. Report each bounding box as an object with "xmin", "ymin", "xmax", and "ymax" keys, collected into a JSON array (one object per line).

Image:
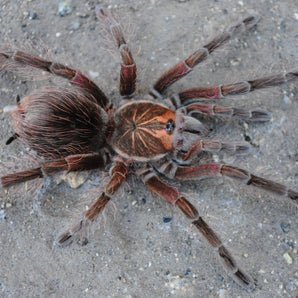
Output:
[
  {"xmin": 56, "ymin": 161, "xmax": 128, "ymax": 247},
  {"xmin": 172, "ymin": 163, "xmax": 297, "ymax": 206},
  {"xmin": 150, "ymin": 14, "xmax": 259, "ymax": 97},
  {"xmin": 182, "ymin": 140, "xmax": 250, "ymax": 161},
  {"xmin": 170, "ymin": 69, "xmax": 298, "ymax": 105},
  {"xmin": 1, "ymin": 153, "xmax": 106, "ymax": 187},
  {"xmin": 184, "ymin": 102, "xmax": 271, "ymax": 122},
  {"xmin": 0, "ymin": 49, "xmax": 108, "ymax": 108},
  {"xmin": 140, "ymin": 168, "xmax": 256, "ymax": 290},
  {"xmin": 96, "ymin": 7, "xmax": 137, "ymax": 98}
]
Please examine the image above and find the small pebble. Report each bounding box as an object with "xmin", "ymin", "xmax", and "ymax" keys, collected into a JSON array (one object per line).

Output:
[
  {"xmin": 71, "ymin": 22, "xmax": 80, "ymax": 30},
  {"xmin": 88, "ymin": 70, "xmax": 99, "ymax": 79},
  {"xmin": 0, "ymin": 210, "xmax": 6, "ymax": 220},
  {"xmin": 219, "ymin": 289, "xmax": 229, "ymax": 298},
  {"xmin": 258, "ymin": 269, "xmax": 265, "ymax": 274},
  {"xmin": 29, "ymin": 11, "xmax": 37, "ymax": 20},
  {"xmin": 230, "ymin": 59, "xmax": 240, "ymax": 66},
  {"xmin": 5, "ymin": 202, "xmax": 12, "ymax": 208},
  {"xmin": 286, "ymin": 241, "xmax": 294, "ymax": 248},
  {"xmin": 58, "ymin": 0, "xmax": 73, "ymax": 16},
  {"xmin": 280, "ymin": 222, "xmax": 290, "ymax": 233},
  {"xmin": 61, "ymin": 172, "xmax": 87, "ymax": 188},
  {"xmin": 283, "ymin": 95, "xmax": 290, "ymax": 104},
  {"xmin": 163, "ymin": 217, "xmax": 172, "ymax": 223},
  {"xmin": 184, "ymin": 268, "xmax": 191, "ymax": 276},
  {"xmin": 283, "ymin": 252, "xmax": 293, "ymax": 264},
  {"xmin": 3, "ymin": 105, "xmax": 17, "ymax": 113}
]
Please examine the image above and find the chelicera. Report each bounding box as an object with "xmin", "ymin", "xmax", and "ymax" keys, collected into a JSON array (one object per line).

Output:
[{"xmin": 0, "ymin": 7, "xmax": 297, "ymax": 290}]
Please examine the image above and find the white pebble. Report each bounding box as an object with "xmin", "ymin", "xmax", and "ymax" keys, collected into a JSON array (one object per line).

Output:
[
  {"xmin": 219, "ymin": 289, "xmax": 229, "ymax": 298},
  {"xmin": 88, "ymin": 70, "xmax": 99, "ymax": 79},
  {"xmin": 3, "ymin": 105, "xmax": 17, "ymax": 113},
  {"xmin": 283, "ymin": 252, "xmax": 293, "ymax": 264},
  {"xmin": 283, "ymin": 95, "xmax": 290, "ymax": 104}
]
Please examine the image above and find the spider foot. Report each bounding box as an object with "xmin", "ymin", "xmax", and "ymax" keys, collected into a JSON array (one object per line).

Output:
[
  {"xmin": 230, "ymin": 268, "xmax": 256, "ymax": 292},
  {"xmin": 55, "ymin": 217, "xmax": 92, "ymax": 247},
  {"xmin": 55, "ymin": 192, "xmax": 111, "ymax": 247}
]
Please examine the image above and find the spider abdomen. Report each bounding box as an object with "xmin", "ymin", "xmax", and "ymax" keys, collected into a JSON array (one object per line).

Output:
[
  {"xmin": 111, "ymin": 101, "xmax": 175, "ymax": 161},
  {"xmin": 12, "ymin": 87, "xmax": 108, "ymax": 159}
]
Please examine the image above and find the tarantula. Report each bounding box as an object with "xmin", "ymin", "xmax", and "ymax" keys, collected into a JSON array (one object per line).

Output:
[{"xmin": 0, "ymin": 8, "xmax": 297, "ymax": 290}]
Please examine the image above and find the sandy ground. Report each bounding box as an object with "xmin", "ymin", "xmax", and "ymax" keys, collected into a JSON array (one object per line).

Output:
[{"xmin": 0, "ymin": 0, "xmax": 297, "ymax": 297}]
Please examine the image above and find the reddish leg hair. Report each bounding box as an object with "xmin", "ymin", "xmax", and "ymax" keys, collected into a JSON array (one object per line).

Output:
[
  {"xmin": 96, "ymin": 7, "xmax": 137, "ymax": 98},
  {"xmin": 0, "ymin": 50, "xmax": 108, "ymax": 108},
  {"xmin": 141, "ymin": 169, "xmax": 256, "ymax": 290},
  {"xmin": 56, "ymin": 161, "xmax": 128, "ymax": 247},
  {"xmin": 151, "ymin": 14, "xmax": 259, "ymax": 97},
  {"xmin": 174, "ymin": 164, "xmax": 297, "ymax": 205},
  {"xmin": 176, "ymin": 69, "xmax": 298, "ymax": 103},
  {"xmin": 1, "ymin": 153, "xmax": 106, "ymax": 188},
  {"xmin": 185, "ymin": 102, "xmax": 271, "ymax": 122},
  {"xmin": 183, "ymin": 140, "xmax": 250, "ymax": 162}
]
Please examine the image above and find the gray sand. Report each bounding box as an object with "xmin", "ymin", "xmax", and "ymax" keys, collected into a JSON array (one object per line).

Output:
[{"xmin": 0, "ymin": 0, "xmax": 297, "ymax": 297}]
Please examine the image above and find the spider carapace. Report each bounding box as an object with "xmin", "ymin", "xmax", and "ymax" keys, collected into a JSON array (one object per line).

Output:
[
  {"xmin": 112, "ymin": 101, "xmax": 176, "ymax": 160},
  {"xmin": 1, "ymin": 7, "xmax": 297, "ymax": 291}
]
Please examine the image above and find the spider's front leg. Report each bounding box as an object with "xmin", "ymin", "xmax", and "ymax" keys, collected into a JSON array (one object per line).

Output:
[
  {"xmin": 173, "ymin": 69, "xmax": 298, "ymax": 104},
  {"xmin": 140, "ymin": 168, "xmax": 256, "ymax": 290},
  {"xmin": 56, "ymin": 161, "xmax": 128, "ymax": 246},
  {"xmin": 167, "ymin": 69, "xmax": 298, "ymax": 123},
  {"xmin": 151, "ymin": 14, "xmax": 259, "ymax": 97}
]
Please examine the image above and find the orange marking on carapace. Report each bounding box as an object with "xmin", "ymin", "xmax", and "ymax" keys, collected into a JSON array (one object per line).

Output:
[
  {"xmin": 131, "ymin": 131, "xmax": 135, "ymax": 150},
  {"xmin": 120, "ymin": 115, "xmax": 131, "ymax": 125},
  {"xmin": 119, "ymin": 128, "xmax": 131, "ymax": 141},
  {"xmin": 132, "ymin": 107, "xmax": 139, "ymax": 122},
  {"xmin": 138, "ymin": 127, "xmax": 173, "ymax": 151},
  {"xmin": 137, "ymin": 132, "xmax": 150, "ymax": 149},
  {"xmin": 135, "ymin": 107, "xmax": 152, "ymax": 123}
]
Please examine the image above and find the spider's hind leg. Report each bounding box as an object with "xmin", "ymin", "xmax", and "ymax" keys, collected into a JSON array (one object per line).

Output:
[{"xmin": 56, "ymin": 161, "xmax": 128, "ymax": 247}]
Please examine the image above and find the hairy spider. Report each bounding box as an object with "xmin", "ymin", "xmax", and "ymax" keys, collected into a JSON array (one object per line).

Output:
[{"xmin": 0, "ymin": 8, "xmax": 297, "ymax": 290}]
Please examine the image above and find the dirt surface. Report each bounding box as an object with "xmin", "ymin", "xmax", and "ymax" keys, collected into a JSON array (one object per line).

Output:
[{"xmin": 0, "ymin": 0, "xmax": 297, "ymax": 297}]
